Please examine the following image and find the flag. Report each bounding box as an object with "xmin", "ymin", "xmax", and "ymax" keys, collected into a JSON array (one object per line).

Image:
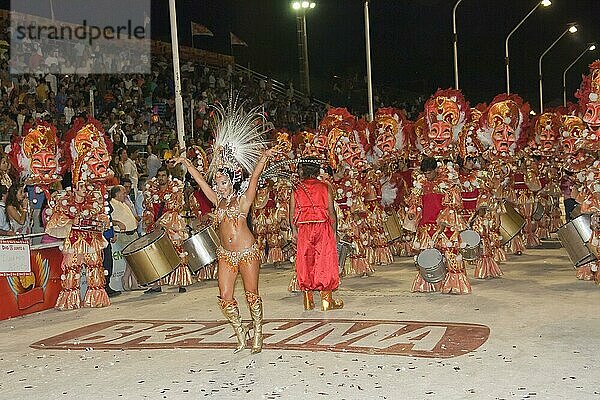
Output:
[
  {"xmin": 191, "ymin": 22, "xmax": 213, "ymax": 37},
  {"xmin": 230, "ymin": 32, "xmax": 248, "ymax": 47}
]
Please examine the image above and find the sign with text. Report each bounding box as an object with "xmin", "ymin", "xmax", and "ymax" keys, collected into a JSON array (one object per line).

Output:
[{"xmin": 0, "ymin": 240, "xmax": 31, "ymax": 276}]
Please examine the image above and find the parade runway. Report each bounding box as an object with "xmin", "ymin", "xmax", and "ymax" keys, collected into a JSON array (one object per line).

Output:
[{"xmin": 1, "ymin": 246, "xmax": 599, "ymax": 399}]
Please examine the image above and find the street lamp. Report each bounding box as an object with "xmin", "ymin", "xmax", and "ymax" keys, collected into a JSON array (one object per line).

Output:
[
  {"xmin": 505, "ymin": 0, "xmax": 552, "ymax": 94},
  {"xmin": 563, "ymin": 43, "xmax": 597, "ymax": 106},
  {"xmin": 452, "ymin": 0, "xmax": 463, "ymax": 90},
  {"xmin": 292, "ymin": 1, "xmax": 316, "ymax": 96},
  {"xmin": 539, "ymin": 23, "xmax": 578, "ymax": 113}
]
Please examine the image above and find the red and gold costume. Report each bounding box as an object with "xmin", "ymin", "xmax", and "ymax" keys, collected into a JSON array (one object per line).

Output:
[
  {"xmin": 324, "ymin": 108, "xmax": 374, "ymax": 277},
  {"xmin": 293, "ymin": 177, "xmax": 339, "ymax": 291},
  {"xmin": 477, "ymin": 94, "xmax": 531, "ymax": 256},
  {"xmin": 410, "ymin": 89, "xmax": 471, "ymax": 294},
  {"xmin": 45, "ymin": 118, "xmax": 113, "ymax": 310},
  {"xmin": 574, "ymin": 60, "xmax": 600, "ymax": 284},
  {"xmin": 143, "ymin": 176, "xmax": 194, "ymax": 287}
]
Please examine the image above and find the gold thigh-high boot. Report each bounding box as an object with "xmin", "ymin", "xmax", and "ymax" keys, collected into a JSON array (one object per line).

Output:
[
  {"xmin": 303, "ymin": 291, "xmax": 315, "ymax": 310},
  {"xmin": 320, "ymin": 290, "xmax": 344, "ymax": 311},
  {"xmin": 218, "ymin": 297, "xmax": 247, "ymax": 353},
  {"xmin": 245, "ymin": 291, "xmax": 263, "ymax": 354}
]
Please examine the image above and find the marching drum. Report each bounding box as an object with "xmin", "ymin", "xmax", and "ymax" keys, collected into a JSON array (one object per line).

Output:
[
  {"xmin": 182, "ymin": 226, "xmax": 220, "ymax": 273},
  {"xmin": 557, "ymin": 214, "xmax": 597, "ymax": 268},
  {"xmin": 531, "ymin": 202, "xmax": 545, "ymax": 221},
  {"xmin": 459, "ymin": 229, "xmax": 482, "ymax": 261},
  {"xmin": 121, "ymin": 228, "xmax": 180, "ymax": 286},
  {"xmin": 337, "ymin": 240, "xmax": 352, "ymax": 274},
  {"xmin": 383, "ymin": 212, "xmax": 403, "ymax": 242},
  {"xmin": 499, "ymin": 201, "xmax": 526, "ymax": 245},
  {"xmin": 416, "ymin": 248, "xmax": 446, "ymax": 283}
]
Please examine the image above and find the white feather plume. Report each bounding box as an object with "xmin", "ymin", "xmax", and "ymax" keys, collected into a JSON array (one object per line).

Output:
[
  {"xmin": 381, "ymin": 180, "xmax": 397, "ymax": 207},
  {"xmin": 208, "ymin": 93, "xmax": 269, "ymax": 178}
]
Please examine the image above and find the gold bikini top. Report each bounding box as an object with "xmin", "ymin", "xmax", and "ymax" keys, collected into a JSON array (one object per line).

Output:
[{"xmin": 215, "ymin": 196, "xmax": 247, "ymax": 226}]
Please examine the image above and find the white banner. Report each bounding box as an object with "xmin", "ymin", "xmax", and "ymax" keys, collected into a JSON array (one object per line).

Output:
[{"xmin": 0, "ymin": 240, "xmax": 31, "ymax": 276}]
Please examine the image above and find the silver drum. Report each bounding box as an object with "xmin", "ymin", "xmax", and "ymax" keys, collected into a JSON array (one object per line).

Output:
[
  {"xmin": 459, "ymin": 229, "xmax": 482, "ymax": 261},
  {"xmin": 557, "ymin": 214, "xmax": 596, "ymax": 268},
  {"xmin": 182, "ymin": 226, "xmax": 221, "ymax": 273},
  {"xmin": 416, "ymin": 248, "xmax": 446, "ymax": 283}
]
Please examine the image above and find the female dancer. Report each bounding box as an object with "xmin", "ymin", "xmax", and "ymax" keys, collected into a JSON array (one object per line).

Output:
[
  {"xmin": 179, "ymin": 149, "xmax": 272, "ymax": 354},
  {"xmin": 176, "ymin": 99, "xmax": 272, "ymax": 354}
]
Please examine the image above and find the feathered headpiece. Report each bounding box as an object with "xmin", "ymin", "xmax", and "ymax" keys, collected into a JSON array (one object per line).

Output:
[{"xmin": 208, "ymin": 94, "xmax": 269, "ymax": 190}]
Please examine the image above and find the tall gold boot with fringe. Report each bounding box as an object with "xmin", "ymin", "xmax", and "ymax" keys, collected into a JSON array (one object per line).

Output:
[
  {"xmin": 218, "ymin": 297, "xmax": 247, "ymax": 353},
  {"xmin": 246, "ymin": 292, "xmax": 263, "ymax": 354},
  {"xmin": 303, "ymin": 291, "xmax": 315, "ymax": 310},
  {"xmin": 320, "ymin": 290, "xmax": 344, "ymax": 311}
]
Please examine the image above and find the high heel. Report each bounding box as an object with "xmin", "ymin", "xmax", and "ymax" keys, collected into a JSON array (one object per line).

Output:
[
  {"xmin": 320, "ymin": 290, "xmax": 344, "ymax": 311},
  {"xmin": 246, "ymin": 292, "xmax": 263, "ymax": 354},
  {"xmin": 218, "ymin": 297, "xmax": 247, "ymax": 353},
  {"xmin": 303, "ymin": 291, "xmax": 314, "ymax": 310}
]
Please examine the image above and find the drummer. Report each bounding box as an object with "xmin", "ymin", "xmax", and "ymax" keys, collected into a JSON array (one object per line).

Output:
[
  {"xmin": 406, "ymin": 157, "xmax": 471, "ymax": 294},
  {"xmin": 142, "ymin": 167, "xmax": 194, "ymax": 294}
]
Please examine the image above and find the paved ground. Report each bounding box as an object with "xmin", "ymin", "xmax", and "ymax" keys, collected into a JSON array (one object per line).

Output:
[{"xmin": 1, "ymin": 246, "xmax": 600, "ymax": 400}]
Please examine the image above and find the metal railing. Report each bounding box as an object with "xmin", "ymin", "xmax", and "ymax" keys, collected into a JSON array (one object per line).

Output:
[{"xmin": 234, "ymin": 63, "xmax": 328, "ymax": 108}]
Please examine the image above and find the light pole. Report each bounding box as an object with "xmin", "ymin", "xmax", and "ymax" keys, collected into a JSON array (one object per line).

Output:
[
  {"xmin": 452, "ymin": 0, "xmax": 463, "ymax": 90},
  {"xmin": 539, "ymin": 24, "xmax": 578, "ymax": 113},
  {"xmin": 505, "ymin": 0, "xmax": 552, "ymax": 94},
  {"xmin": 364, "ymin": 1, "xmax": 374, "ymax": 121},
  {"xmin": 563, "ymin": 43, "xmax": 597, "ymax": 106},
  {"xmin": 292, "ymin": 1, "xmax": 316, "ymax": 96}
]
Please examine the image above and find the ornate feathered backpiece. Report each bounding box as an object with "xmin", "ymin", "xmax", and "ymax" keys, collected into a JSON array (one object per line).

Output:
[{"xmin": 208, "ymin": 95, "xmax": 269, "ymax": 189}]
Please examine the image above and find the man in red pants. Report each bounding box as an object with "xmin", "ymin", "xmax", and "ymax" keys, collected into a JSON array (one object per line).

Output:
[{"xmin": 290, "ymin": 159, "xmax": 343, "ymax": 311}]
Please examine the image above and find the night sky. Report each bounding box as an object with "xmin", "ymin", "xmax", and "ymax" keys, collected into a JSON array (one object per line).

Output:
[
  {"xmin": 151, "ymin": 0, "xmax": 600, "ymax": 110},
  {"xmin": 6, "ymin": 0, "xmax": 600, "ymax": 111}
]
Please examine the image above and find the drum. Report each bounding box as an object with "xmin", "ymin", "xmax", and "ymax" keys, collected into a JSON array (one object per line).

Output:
[
  {"xmin": 337, "ymin": 240, "xmax": 352, "ymax": 274},
  {"xmin": 532, "ymin": 201, "xmax": 545, "ymax": 221},
  {"xmin": 45, "ymin": 222, "xmax": 72, "ymax": 239},
  {"xmin": 121, "ymin": 228, "xmax": 179, "ymax": 285},
  {"xmin": 499, "ymin": 201, "xmax": 526, "ymax": 245},
  {"xmin": 459, "ymin": 229, "xmax": 482, "ymax": 261},
  {"xmin": 416, "ymin": 248, "xmax": 446, "ymax": 283},
  {"xmin": 557, "ymin": 214, "xmax": 597, "ymax": 268},
  {"xmin": 383, "ymin": 213, "xmax": 403, "ymax": 242},
  {"xmin": 182, "ymin": 226, "xmax": 221, "ymax": 273}
]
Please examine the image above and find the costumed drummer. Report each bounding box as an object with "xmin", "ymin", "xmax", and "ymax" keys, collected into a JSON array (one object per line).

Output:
[
  {"xmin": 142, "ymin": 166, "xmax": 194, "ymax": 293},
  {"xmin": 177, "ymin": 99, "xmax": 272, "ymax": 354},
  {"xmin": 290, "ymin": 158, "xmax": 343, "ymax": 311}
]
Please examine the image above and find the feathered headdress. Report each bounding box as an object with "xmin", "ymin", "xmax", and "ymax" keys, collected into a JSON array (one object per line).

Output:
[{"xmin": 208, "ymin": 94, "xmax": 269, "ymax": 190}]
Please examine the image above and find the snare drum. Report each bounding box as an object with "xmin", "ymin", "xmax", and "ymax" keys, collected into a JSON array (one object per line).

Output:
[
  {"xmin": 416, "ymin": 248, "xmax": 446, "ymax": 283},
  {"xmin": 383, "ymin": 213, "xmax": 403, "ymax": 242},
  {"xmin": 557, "ymin": 214, "xmax": 597, "ymax": 267},
  {"xmin": 182, "ymin": 226, "xmax": 220, "ymax": 273},
  {"xmin": 532, "ymin": 202, "xmax": 545, "ymax": 221},
  {"xmin": 459, "ymin": 229, "xmax": 482, "ymax": 261},
  {"xmin": 499, "ymin": 201, "xmax": 526, "ymax": 245},
  {"xmin": 337, "ymin": 240, "xmax": 352, "ymax": 274},
  {"xmin": 122, "ymin": 228, "xmax": 180, "ymax": 286}
]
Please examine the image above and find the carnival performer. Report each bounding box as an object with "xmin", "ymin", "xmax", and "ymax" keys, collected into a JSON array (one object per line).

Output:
[
  {"xmin": 177, "ymin": 99, "xmax": 272, "ymax": 354},
  {"xmin": 476, "ymin": 94, "xmax": 531, "ymax": 258},
  {"xmin": 142, "ymin": 166, "xmax": 194, "ymax": 293},
  {"xmin": 369, "ymin": 107, "xmax": 414, "ymax": 257},
  {"xmin": 45, "ymin": 118, "xmax": 113, "ymax": 310},
  {"xmin": 573, "ymin": 59, "xmax": 600, "ymax": 285},
  {"xmin": 409, "ymin": 89, "xmax": 471, "ymax": 294},
  {"xmin": 557, "ymin": 113, "xmax": 595, "ymax": 280},
  {"xmin": 457, "ymin": 117, "xmax": 503, "ymax": 279},
  {"xmin": 324, "ymin": 108, "xmax": 374, "ymax": 277},
  {"xmin": 407, "ymin": 157, "xmax": 470, "ymax": 294},
  {"xmin": 290, "ymin": 158, "xmax": 342, "ymax": 311}
]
